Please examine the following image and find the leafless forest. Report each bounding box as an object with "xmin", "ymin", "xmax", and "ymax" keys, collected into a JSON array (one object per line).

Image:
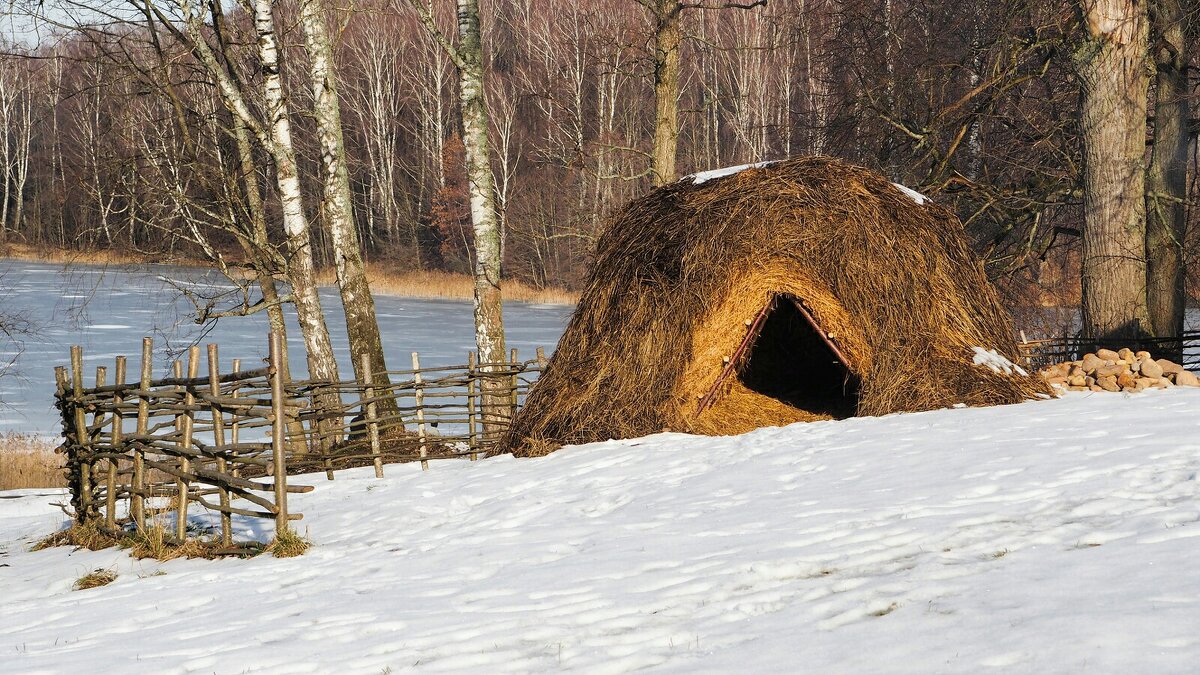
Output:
[{"xmin": 0, "ymin": 0, "xmax": 1196, "ymax": 303}]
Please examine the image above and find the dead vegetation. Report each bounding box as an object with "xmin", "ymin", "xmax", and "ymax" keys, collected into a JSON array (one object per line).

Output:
[
  {"xmin": 316, "ymin": 266, "xmax": 577, "ymax": 305},
  {"xmin": 501, "ymin": 157, "xmax": 1050, "ymax": 456},
  {"xmin": 73, "ymin": 568, "xmax": 118, "ymax": 590},
  {"xmin": 0, "ymin": 243, "xmax": 577, "ymax": 305},
  {"xmin": 265, "ymin": 527, "xmax": 310, "ymax": 558},
  {"xmin": 0, "ymin": 433, "xmax": 66, "ymax": 490},
  {"xmin": 31, "ymin": 519, "xmax": 295, "ymax": 561}
]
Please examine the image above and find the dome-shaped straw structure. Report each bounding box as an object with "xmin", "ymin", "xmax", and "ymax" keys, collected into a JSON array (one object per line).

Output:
[{"xmin": 499, "ymin": 157, "xmax": 1050, "ymax": 457}]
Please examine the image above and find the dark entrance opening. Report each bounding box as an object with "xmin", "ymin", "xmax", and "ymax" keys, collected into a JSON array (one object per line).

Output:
[{"xmin": 739, "ymin": 295, "xmax": 860, "ymax": 418}]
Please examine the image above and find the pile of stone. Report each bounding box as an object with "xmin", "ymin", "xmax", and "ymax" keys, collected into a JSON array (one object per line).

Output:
[{"xmin": 1039, "ymin": 348, "xmax": 1199, "ymax": 393}]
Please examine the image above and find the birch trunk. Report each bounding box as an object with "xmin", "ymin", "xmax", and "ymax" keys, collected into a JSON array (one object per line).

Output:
[
  {"xmin": 232, "ymin": 116, "xmax": 293, "ymax": 379},
  {"xmin": 297, "ymin": 0, "xmax": 396, "ymax": 400},
  {"xmin": 456, "ymin": 0, "xmax": 508, "ymax": 432},
  {"xmin": 1145, "ymin": 0, "xmax": 1188, "ymax": 356},
  {"xmin": 651, "ymin": 0, "xmax": 683, "ymax": 185},
  {"xmin": 251, "ymin": 0, "xmax": 340, "ymax": 387},
  {"xmin": 1073, "ymin": 0, "xmax": 1152, "ymax": 346}
]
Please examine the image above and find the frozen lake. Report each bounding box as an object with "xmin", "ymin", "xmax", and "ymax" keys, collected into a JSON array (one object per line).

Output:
[{"xmin": 0, "ymin": 260, "xmax": 573, "ymax": 435}]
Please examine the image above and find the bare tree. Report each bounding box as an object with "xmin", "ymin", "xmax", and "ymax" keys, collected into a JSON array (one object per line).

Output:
[
  {"xmin": 638, "ymin": 0, "xmax": 767, "ymax": 185},
  {"xmin": 296, "ymin": 0, "xmax": 397, "ymax": 398},
  {"xmin": 1146, "ymin": 0, "xmax": 1189, "ymax": 353},
  {"xmin": 402, "ymin": 0, "xmax": 508, "ymax": 428},
  {"xmin": 1073, "ymin": 0, "xmax": 1152, "ymax": 345}
]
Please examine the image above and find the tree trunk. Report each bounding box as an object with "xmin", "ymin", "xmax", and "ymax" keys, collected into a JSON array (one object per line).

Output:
[
  {"xmin": 1073, "ymin": 0, "xmax": 1152, "ymax": 347},
  {"xmin": 252, "ymin": 0, "xmax": 340, "ymax": 389},
  {"xmin": 1145, "ymin": 0, "xmax": 1188, "ymax": 358},
  {"xmin": 297, "ymin": 0, "xmax": 396, "ymax": 400},
  {"xmin": 651, "ymin": 0, "xmax": 683, "ymax": 185},
  {"xmin": 456, "ymin": 0, "xmax": 508, "ymax": 433},
  {"xmin": 231, "ymin": 116, "xmax": 293, "ymax": 380}
]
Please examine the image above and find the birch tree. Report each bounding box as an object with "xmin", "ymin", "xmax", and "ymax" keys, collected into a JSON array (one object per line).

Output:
[
  {"xmin": 164, "ymin": 0, "xmax": 342, "ymax": 387},
  {"xmin": 402, "ymin": 0, "xmax": 508, "ymax": 428},
  {"xmin": 297, "ymin": 0, "xmax": 396, "ymax": 394}
]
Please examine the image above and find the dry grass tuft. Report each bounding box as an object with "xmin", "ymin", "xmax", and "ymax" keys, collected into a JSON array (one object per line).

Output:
[
  {"xmin": 0, "ymin": 433, "xmax": 66, "ymax": 490},
  {"xmin": 35, "ymin": 520, "xmax": 255, "ymax": 561},
  {"xmin": 2, "ymin": 243, "xmax": 577, "ymax": 304},
  {"xmin": 500, "ymin": 156, "xmax": 1050, "ymax": 456},
  {"xmin": 73, "ymin": 568, "xmax": 118, "ymax": 590},
  {"xmin": 0, "ymin": 242, "xmax": 208, "ymax": 268},
  {"xmin": 33, "ymin": 519, "xmax": 121, "ymax": 552},
  {"xmin": 317, "ymin": 266, "xmax": 577, "ymax": 305},
  {"xmin": 265, "ymin": 526, "xmax": 310, "ymax": 558}
]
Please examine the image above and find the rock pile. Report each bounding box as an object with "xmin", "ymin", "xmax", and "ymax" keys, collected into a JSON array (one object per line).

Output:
[{"xmin": 1039, "ymin": 348, "xmax": 1199, "ymax": 393}]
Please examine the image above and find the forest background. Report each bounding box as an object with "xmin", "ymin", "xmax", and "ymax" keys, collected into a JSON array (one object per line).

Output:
[{"xmin": 0, "ymin": 0, "xmax": 1196, "ymax": 325}]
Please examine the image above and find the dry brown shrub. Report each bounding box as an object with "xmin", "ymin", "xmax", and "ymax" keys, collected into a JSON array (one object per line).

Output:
[{"xmin": 0, "ymin": 434, "xmax": 66, "ymax": 490}]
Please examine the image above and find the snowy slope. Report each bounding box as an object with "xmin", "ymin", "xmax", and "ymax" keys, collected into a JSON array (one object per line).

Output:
[{"xmin": 2, "ymin": 390, "xmax": 1199, "ymax": 673}]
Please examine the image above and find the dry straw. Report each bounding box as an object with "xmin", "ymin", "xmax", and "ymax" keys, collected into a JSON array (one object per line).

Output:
[{"xmin": 499, "ymin": 157, "xmax": 1050, "ymax": 456}]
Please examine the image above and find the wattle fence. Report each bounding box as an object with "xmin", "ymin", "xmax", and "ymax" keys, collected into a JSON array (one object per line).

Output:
[
  {"xmin": 1016, "ymin": 330, "xmax": 1200, "ymax": 372},
  {"xmin": 56, "ymin": 326, "xmax": 1197, "ymax": 554},
  {"xmin": 55, "ymin": 333, "xmax": 545, "ymax": 554}
]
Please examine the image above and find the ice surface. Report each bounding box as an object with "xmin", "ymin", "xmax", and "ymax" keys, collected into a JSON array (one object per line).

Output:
[
  {"xmin": 0, "ymin": 261, "xmax": 573, "ymax": 434},
  {"xmin": 2, "ymin": 390, "xmax": 1199, "ymax": 672}
]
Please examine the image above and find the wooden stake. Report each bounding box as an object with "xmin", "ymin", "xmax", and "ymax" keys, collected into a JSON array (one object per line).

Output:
[
  {"xmin": 412, "ymin": 352, "xmax": 428, "ymax": 470},
  {"xmin": 467, "ymin": 352, "xmax": 478, "ymax": 460},
  {"xmin": 510, "ymin": 348, "xmax": 520, "ymax": 422},
  {"xmin": 176, "ymin": 346, "xmax": 199, "ymax": 541},
  {"xmin": 93, "ymin": 365, "xmax": 108, "ymax": 526},
  {"xmin": 69, "ymin": 345, "xmax": 92, "ymax": 522},
  {"xmin": 208, "ymin": 344, "xmax": 232, "ymax": 547},
  {"xmin": 269, "ymin": 333, "xmax": 290, "ymax": 533},
  {"xmin": 535, "ymin": 346, "xmax": 547, "ymax": 368},
  {"xmin": 107, "ymin": 356, "xmax": 126, "ymax": 529},
  {"xmin": 133, "ymin": 337, "xmax": 152, "ymax": 532},
  {"xmin": 361, "ymin": 353, "xmax": 384, "ymax": 478},
  {"xmin": 230, "ymin": 358, "xmax": 241, "ymax": 479}
]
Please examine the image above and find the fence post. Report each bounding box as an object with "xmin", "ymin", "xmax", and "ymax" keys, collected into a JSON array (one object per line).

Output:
[
  {"xmin": 411, "ymin": 352, "xmax": 429, "ymax": 470},
  {"xmin": 536, "ymin": 346, "xmax": 547, "ymax": 368},
  {"xmin": 208, "ymin": 344, "xmax": 233, "ymax": 547},
  {"xmin": 173, "ymin": 346, "xmax": 199, "ymax": 541},
  {"xmin": 467, "ymin": 352, "xmax": 478, "ymax": 461},
  {"xmin": 230, "ymin": 359, "xmax": 241, "ymax": 479},
  {"xmin": 69, "ymin": 346, "xmax": 92, "ymax": 523},
  {"xmin": 269, "ymin": 333, "xmax": 290, "ymax": 533},
  {"xmin": 132, "ymin": 337, "xmax": 151, "ymax": 532},
  {"xmin": 361, "ymin": 353, "xmax": 384, "ymax": 478},
  {"xmin": 53, "ymin": 366, "xmax": 78, "ymax": 519},
  {"xmin": 509, "ymin": 348, "xmax": 519, "ymax": 423},
  {"xmin": 93, "ymin": 365, "xmax": 107, "ymax": 525},
  {"xmin": 107, "ymin": 356, "xmax": 126, "ymax": 529}
]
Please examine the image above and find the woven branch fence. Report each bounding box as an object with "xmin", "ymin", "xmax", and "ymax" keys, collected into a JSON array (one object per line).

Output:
[
  {"xmin": 55, "ymin": 333, "xmax": 546, "ymax": 552},
  {"xmin": 1017, "ymin": 330, "xmax": 1200, "ymax": 372}
]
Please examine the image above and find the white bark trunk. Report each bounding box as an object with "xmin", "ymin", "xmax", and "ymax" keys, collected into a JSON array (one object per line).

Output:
[
  {"xmin": 298, "ymin": 0, "xmax": 393, "ymax": 392},
  {"xmin": 249, "ymin": 0, "xmax": 340, "ymax": 385}
]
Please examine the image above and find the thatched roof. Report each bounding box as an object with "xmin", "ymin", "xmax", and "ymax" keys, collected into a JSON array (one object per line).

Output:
[{"xmin": 499, "ymin": 157, "xmax": 1050, "ymax": 457}]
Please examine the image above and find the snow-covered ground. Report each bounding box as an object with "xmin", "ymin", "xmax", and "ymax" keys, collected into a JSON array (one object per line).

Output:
[{"xmin": 2, "ymin": 389, "xmax": 1198, "ymax": 673}]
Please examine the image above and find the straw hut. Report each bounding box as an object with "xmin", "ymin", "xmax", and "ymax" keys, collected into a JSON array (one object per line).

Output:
[{"xmin": 499, "ymin": 157, "xmax": 1050, "ymax": 457}]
